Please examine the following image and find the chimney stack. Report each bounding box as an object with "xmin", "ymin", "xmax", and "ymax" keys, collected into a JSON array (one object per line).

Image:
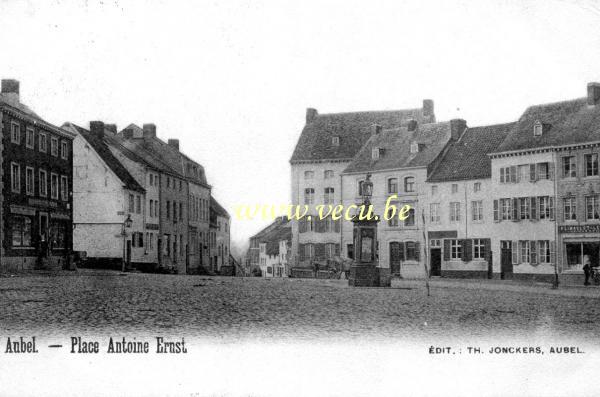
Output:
[
  {"xmin": 407, "ymin": 119, "xmax": 418, "ymax": 132},
  {"xmin": 306, "ymin": 108, "xmax": 318, "ymax": 123},
  {"xmin": 90, "ymin": 121, "xmax": 105, "ymax": 139},
  {"xmin": 168, "ymin": 139, "xmax": 180, "ymax": 150},
  {"xmin": 1, "ymin": 79, "xmax": 20, "ymax": 103},
  {"xmin": 105, "ymin": 124, "xmax": 117, "ymax": 134},
  {"xmin": 588, "ymin": 82, "xmax": 600, "ymax": 106},
  {"xmin": 371, "ymin": 124, "xmax": 382, "ymax": 135},
  {"xmin": 450, "ymin": 119, "xmax": 467, "ymax": 140},
  {"xmin": 143, "ymin": 123, "xmax": 157, "ymax": 138},
  {"xmin": 423, "ymin": 99, "xmax": 434, "ymax": 120}
]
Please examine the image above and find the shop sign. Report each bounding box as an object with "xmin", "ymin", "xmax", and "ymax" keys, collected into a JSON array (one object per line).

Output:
[
  {"xmin": 28, "ymin": 198, "xmax": 58, "ymax": 208},
  {"xmin": 50, "ymin": 212, "xmax": 71, "ymax": 220},
  {"xmin": 10, "ymin": 205, "xmax": 36, "ymax": 216},
  {"xmin": 559, "ymin": 224, "xmax": 600, "ymax": 233}
]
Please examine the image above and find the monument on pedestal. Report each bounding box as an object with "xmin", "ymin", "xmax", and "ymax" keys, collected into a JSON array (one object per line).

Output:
[{"xmin": 348, "ymin": 174, "xmax": 390, "ymax": 287}]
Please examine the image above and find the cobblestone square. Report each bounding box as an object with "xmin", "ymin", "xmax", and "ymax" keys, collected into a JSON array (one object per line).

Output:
[{"xmin": 1, "ymin": 270, "xmax": 599, "ymax": 341}]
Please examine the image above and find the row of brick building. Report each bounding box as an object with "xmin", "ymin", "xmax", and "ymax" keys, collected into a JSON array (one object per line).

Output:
[
  {"xmin": 0, "ymin": 79, "xmax": 230, "ymax": 274},
  {"xmin": 289, "ymin": 82, "xmax": 600, "ymax": 284}
]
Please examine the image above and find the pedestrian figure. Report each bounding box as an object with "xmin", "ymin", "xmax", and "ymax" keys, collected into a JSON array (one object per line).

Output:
[{"xmin": 583, "ymin": 255, "xmax": 591, "ymax": 286}]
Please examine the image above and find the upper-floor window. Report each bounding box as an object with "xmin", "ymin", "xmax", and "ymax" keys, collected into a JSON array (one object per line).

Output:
[
  {"xmin": 304, "ymin": 171, "xmax": 314, "ymax": 180},
  {"xmin": 451, "ymin": 184, "xmax": 458, "ymax": 194},
  {"xmin": 387, "ymin": 207, "xmax": 398, "ymax": 227},
  {"xmin": 473, "ymin": 182, "xmax": 481, "ymax": 192},
  {"xmin": 533, "ymin": 121, "xmax": 543, "ymax": 136},
  {"xmin": 410, "ymin": 142, "xmax": 419, "ymax": 153},
  {"xmin": 11, "ymin": 122, "xmax": 20, "ymax": 144},
  {"xmin": 26, "ymin": 127, "xmax": 34, "ymax": 149},
  {"xmin": 61, "ymin": 140, "xmax": 68, "ymax": 160},
  {"xmin": 324, "ymin": 170, "xmax": 334, "ymax": 179},
  {"xmin": 562, "ymin": 156, "xmax": 577, "ymax": 178},
  {"xmin": 129, "ymin": 194, "xmax": 135, "ymax": 213},
  {"xmin": 179, "ymin": 180, "xmax": 182, "ymax": 191},
  {"xmin": 500, "ymin": 166, "xmax": 517, "ymax": 183},
  {"xmin": 149, "ymin": 200, "xmax": 154, "ymax": 217},
  {"xmin": 563, "ymin": 197, "xmax": 577, "ymax": 221},
  {"xmin": 431, "ymin": 185, "xmax": 438, "ymax": 195},
  {"xmin": 50, "ymin": 173, "xmax": 59, "ymax": 199},
  {"xmin": 324, "ymin": 187, "xmax": 335, "ymax": 204},
  {"xmin": 372, "ymin": 147, "xmax": 383, "ymax": 159},
  {"xmin": 449, "ymin": 202, "xmax": 460, "ymax": 222},
  {"xmin": 60, "ymin": 175, "xmax": 68, "ymax": 201},
  {"xmin": 39, "ymin": 169, "xmax": 47, "ymax": 197},
  {"xmin": 25, "ymin": 167, "xmax": 34, "ymax": 196},
  {"xmin": 500, "ymin": 198, "xmax": 512, "ymax": 220},
  {"xmin": 357, "ymin": 180, "xmax": 365, "ymax": 196},
  {"xmin": 50, "ymin": 137, "xmax": 58, "ymax": 157},
  {"xmin": 519, "ymin": 197, "xmax": 530, "ymax": 220},
  {"xmin": 179, "ymin": 202, "xmax": 183, "ymax": 221},
  {"xmin": 586, "ymin": 195, "xmax": 600, "ymax": 220},
  {"xmin": 173, "ymin": 201, "xmax": 178, "ymax": 222},
  {"xmin": 304, "ymin": 188, "xmax": 315, "ymax": 204},
  {"xmin": 39, "ymin": 132, "xmax": 47, "ymax": 153},
  {"xmin": 404, "ymin": 208, "xmax": 415, "ymax": 227},
  {"xmin": 472, "ymin": 200, "xmax": 483, "ymax": 221},
  {"xmin": 430, "ymin": 203, "xmax": 440, "ymax": 223},
  {"xmin": 11, "ymin": 163, "xmax": 20, "ymax": 193},
  {"xmin": 167, "ymin": 177, "xmax": 171, "ymax": 188},
  {"xmin": 332, "ymin": 136, "xmax": 340, "ymax": 146},
  {"xmin": 388, "ymin": 178, "xmax": 398, "ymax": 194},
  {"xmin": 586, "ymin": 154, "xmax": 598, "ymax": 177},
  {"xmin": 136, "ymin": 195, "xmax": 141, "ymax": 214},
  {"xmin": 149, "ymin": 174, "xmax": 153, "ymax": 186},
  {"xmin": 404, "ymin": 177, "xmax": 415, "ymax": 192}
]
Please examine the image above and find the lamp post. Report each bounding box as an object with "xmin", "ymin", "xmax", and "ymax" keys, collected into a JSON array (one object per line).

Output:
[
  {"xmin": 122, "ymin": 214, "xmax": 133, "ymax": 272},
  {"xmin": 349, "ymin": 174, "xmax": 387, "ymax": 287}
]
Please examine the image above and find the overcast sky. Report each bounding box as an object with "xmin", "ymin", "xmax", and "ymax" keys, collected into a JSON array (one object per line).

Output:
[{"xmin": 2, "ymin": 0, "xmax": 600, "ymax": 247}]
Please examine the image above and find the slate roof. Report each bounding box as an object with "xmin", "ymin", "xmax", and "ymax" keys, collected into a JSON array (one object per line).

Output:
[
  {"xmin": 342, "ymin": 121, "xmax": 454, "ymax": 174},
  {"xmin": 210, "ymin": 196, "xmax": 230, "ymax": 219},
  {"xmin": 66, "ymin": 123, "xmax": 145, "ymax": 193},
  {"xmin": 290, "ymin": 107, "xmax": 434, "ymax": 163},
  {"xmin": 494, "ymin": 97, "xmax": 600, "ymax": 153},
  {"xmin": 427, "ymin": 122, "xmax": 515, "ymax": 182},
  {"xmin": 249, "ymin": 216, "xmax": 288, "ymax": 241}
]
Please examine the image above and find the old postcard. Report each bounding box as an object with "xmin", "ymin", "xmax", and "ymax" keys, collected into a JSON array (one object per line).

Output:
[{"xmin": 0, "ymin": 0, "xmax": 599, "ymax": 396}]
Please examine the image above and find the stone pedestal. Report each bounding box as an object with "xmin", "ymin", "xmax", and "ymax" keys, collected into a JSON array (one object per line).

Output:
[{"xmin": 349, "ymin": 265, "xmax": 390, "ymax": 287}]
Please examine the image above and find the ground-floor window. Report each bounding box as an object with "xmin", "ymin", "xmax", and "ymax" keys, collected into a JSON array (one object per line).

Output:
[
  {"xmin": 519, "ymin": 240, "xmax": 530, "ymax": 263},
  {"xmin": 267, "ymin": 266, "xmax": 273, "ymax": 274},
  {"xmin": 450, "ymin": 239, "xmax": 462, "ymax": 259},
  {"xmin": 405, "ymin": 241, "xmax": 417, "ymax": 260},
  {"xmin": 11, "ymin": 216, "xmax": 32, "ymax": 247},
  {"xmin": 472, "ymin": 239, "xmax": 485, "ymax": 259},
  {"xmin": 566, "ymin": 242, "xmax": 599, "ymax": 271},
  {"xmin": 49, "ymin": 221, "xmax": 66, "ymax": 249}
]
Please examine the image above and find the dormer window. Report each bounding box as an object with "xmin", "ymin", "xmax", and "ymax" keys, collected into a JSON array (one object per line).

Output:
[
  {"xmin": 533, "ymin": 121, "xmax": 543, "ymax": 136},
  {"xmin": 410, "ymin": 142, "xmax": 419, "ymax": 153},
  {"xmin": 372, "ymin": 147, "xmax": 384, "ymax": 160},
  {"xmin": 332, "ymin": 136, "xmax": 340, "ymax": 146}
]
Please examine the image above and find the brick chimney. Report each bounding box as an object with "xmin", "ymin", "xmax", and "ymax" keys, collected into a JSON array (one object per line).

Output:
[
  {"xmin": 306, "ymin": 108, "xmax": 318, "ymax": 123},
  {"xmin": 105, "ymin": 124, "xmax": 117, "ymax": 134},
  {"xmin": 450, "ymin": 119, "xmax": 467, "ymax": 140},
  {"xmin": 168, "ymin": 139, "xmax": 180, "ymax": 150},
  {"xmin": 423, "ymin": 99, "xmax": 434, "ymax": 120},
  {"xmin": 588, "ymin": 82, "xmax": 600, "ymax": 106},
  {"xmin": 90, "ymin": 121, "xmax": 105, "ymax": 139},
  {"xmin": 1, "ymin": 79, "xmax": 20, "ymax": 104},
  {"xmin": 371, "ymin": 124, "xmax": 382, "ymax": 135},
  {"xmin": 407, "ymin": 119, "xmax": 418, "ymax": 132},
  {"xmin": 143, "ymin": 123, "xmax": 156, "ymax": 138}
]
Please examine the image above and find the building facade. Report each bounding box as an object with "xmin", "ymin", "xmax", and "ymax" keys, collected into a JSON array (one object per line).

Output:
[
  {"xmin": 209, "ymin": 196, "xmax": 230, "ymax": 273},
  {"xmin": 1, "ymin": 79, "xmax": 75, "ymax": 270}
]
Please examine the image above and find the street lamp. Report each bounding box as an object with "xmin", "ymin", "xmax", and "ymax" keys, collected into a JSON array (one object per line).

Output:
[{"xmin": 122, "ymin": 214, "xmax": 133, "ymax": 272}]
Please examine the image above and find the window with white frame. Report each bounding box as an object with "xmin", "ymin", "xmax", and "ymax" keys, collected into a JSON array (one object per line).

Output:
[
  {"xmin": 473, "ymin": 182, "xmax": 481, "ymax": 192},
  {"xmin": 25, "ymin": 167, "xmax": 34, "ymax": 196},
  {"xmin": 387, "ymin": 206, "xmax": 398, "ymax": 227},
  {"xmin": 388, "ymin": 178, "xmax": 398, "ymax": 194},
  {"xmin": 533, "ymin": 121, "xmax": 543, "ymax": 136},
  {"xmin": 61, "ymin": 141, "xmax": 68, "ymax": 160},
  {"xmin": 405, "ymin": 241, "xmax": 417, "ymax": 260},
  {"xmin": 499, "ymin": 166, "xmax": 517, "ymax": 183},
  {"xmin": 430, "ymin": 203, "xmax": 440, "ymax": 223},
  {"xmin": 537, "ymin": 162, "xmax": 550, "ymax": 180},
  {"xmin": 39, "ymin": 169, "xmax": 47, "ymax": 197},
  {"xmin": 50, "ymin": 173, "xmax": 59, "ymax": 199},
  {"xmin": 517, "ymin": 164, "xmax": 529, "ymax": 181},
  {"xmin": 586, "ymin": 154, "xmax": 598, "ymax": 177},
  {"xmin": 430, "ymin": 239, "xmax": 441, "ymax": 248},
  {"xmin": 11, "ymin": 216, "xmax": 32, "ymax": 247},
  {"xmin": 450, "ymin": 239, "xmax": 462, "ymax": 260},
  {"xmin": 304, "ymin": 188, "xmax": 315, "ymax": 204},
  {"xmin": 331, "ymin": 136, "xmax": 340, "ymax": 146},
  {"xmin": 324, "ymin": 187, "xmax": 335, "ymax": 204},
  {"xmin": 51, "ymin": 137, "xmax": 58, "ymax": 157},
  {"xmin": 472, "ymin": 200, "xmax": 483, "ymax": 221},
  {"xmin": 11, "ymin": 163, "xmax": 20, "ymax": 193},
  {"xmin": 539, "ymin": 196, "xmax": 551, "ymax": 219},
  {"xmin": 519, "ymin": 197, "xmax": 530, "ymax": 220},
  {"xmin": 26, "ymin": 127, "xmax": 34, "ymax": 149},
  {"xmin": 404, "ymin": 207, "xmax": 415, "ymax": 227},
  {"xmin": 324, "ymin": 170, "xmax": 334, "ymax": 179},
  {"xmin": 304, "ymin": 244, "xmax": 314, "ymax": 259},
  {"xmin": 39, "ymin": 132, "xmax": 47, "ymax": 153},
  {"xmin": 562, "ymin": 156, "xmax": 577, "ymax": 178},
  {"xmin": 501, "ymin": 198, "xmax": 512, "ymax": 220},
  {"xmin": 404, "ymin": 177, "xmax": 415, "ymax": 192},
  {"xmin": 538, "ymin": 240, "xmax": 551, "ymax": 263},
  {"xmin": 325, "ymin": 243, "xmax": 336, "ymax": 258},
  {"xmin": 564, "ymin": 197, "xmax": 577, "ymax": 221},
  {"xmin": 60, "ymin": 175, "xmax": 68, "ymax": 201},
  {"xmin": 586, "ymin": 195, "xmax": 600, "ymax": 220},
  {"xmin": 473, "ymin": 239, "xmax": 485, "ymax": 259},
  {"xmin": 519, "ymin": 240, "xmax": 530, "ymax": 263},
  {"xmin": 449, "ymin": 202, "xmax": 460, "ymax": 222},
  {"xmin": 11, "ymin": 122, "xmax": 20, "ymax": 144}
]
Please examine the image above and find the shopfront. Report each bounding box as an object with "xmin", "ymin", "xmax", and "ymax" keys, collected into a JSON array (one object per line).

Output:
[{"xmin": 559, "ymin": 225, "xmax": 600, "ymax": 275}]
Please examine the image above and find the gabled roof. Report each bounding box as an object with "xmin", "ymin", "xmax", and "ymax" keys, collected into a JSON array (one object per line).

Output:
[
  {"xmin": 428, "ymin": 122, "xmax": 515, "ymax": 182},
  {"xmin": 65, "ymin": 123, "xmax": 145, "ymax": 193},
  {"xmin": 342, "ymin": 121, "xmax": 453, "ymax": 174},
  {"xmin": 253, "ymin": 217, "xmax": 291, "ymax": 256},
  {"xmin": 249, "ymin": 216, "xmax": 288, "ymax": 241},
  {"xmin": 290, "ymin": 106, "xmax": 435, "ymax": 163},
  {"xmin": 494, "ymin": 97, "xmax": 600, "ymax": 153},
  {"xmin": 210, "ymin": 196, "xmax": 230, "ymax": 219}
]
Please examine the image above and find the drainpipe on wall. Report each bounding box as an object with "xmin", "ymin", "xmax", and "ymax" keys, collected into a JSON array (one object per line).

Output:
[{"xmin": 553, "ymin": 151, "xmax": 560, "ymax": 288}]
